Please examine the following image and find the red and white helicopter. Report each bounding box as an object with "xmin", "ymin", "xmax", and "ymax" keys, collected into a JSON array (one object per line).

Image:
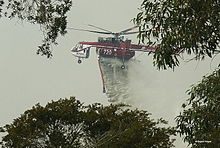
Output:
[{"xmin": 70, "ymin": 24, "xmax": 157, "ymax": 69}]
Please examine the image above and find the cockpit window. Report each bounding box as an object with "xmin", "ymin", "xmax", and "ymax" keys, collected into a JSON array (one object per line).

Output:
[{"xmin": 74, "ymin": 44, "xmax": 83, "ymax": 50}]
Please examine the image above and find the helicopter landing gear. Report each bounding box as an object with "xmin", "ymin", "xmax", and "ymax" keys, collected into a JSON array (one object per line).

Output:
[{"xmin": 78, "ymin": 59, "xmax": 82, "ymax": 64}]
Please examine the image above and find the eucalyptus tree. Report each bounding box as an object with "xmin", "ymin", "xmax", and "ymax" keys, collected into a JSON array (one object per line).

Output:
[
  {"xmin": 134, "ymin": 0, "xmax": 220, "ymax": 69},
  {"xmin": 0, "ymin": 0, "xmax": 72, "ymax": 58},
  {"xmin": 176, "ymin": 69, "xmax": 220, "ymax": 147},
  {"xmin": 0, "ymin": 97, "xmax": 176, "ymax": 148},
  {"xmin": 135, "ymin": 0, "xmax": 220, "ymax": 147}
]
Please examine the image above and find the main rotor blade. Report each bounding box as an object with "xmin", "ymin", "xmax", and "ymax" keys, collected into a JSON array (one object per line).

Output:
[
  {"xmin": 121, "ymin": 31, "xmax": 139, "ymax": 35},
  {"xmin": 122, "ymin": 29, "xmax": 160, "ymax": 35},
  {"xmin": 119, "ymin": 26, "xmax": 139, "ymax": 34},
  {"xmin": 67, "ymin": 28, "xmax": 112, "ymax": 35},
  {"xmin": 88, "ymin": 24, "xmax": 113, "ymax": 33}
]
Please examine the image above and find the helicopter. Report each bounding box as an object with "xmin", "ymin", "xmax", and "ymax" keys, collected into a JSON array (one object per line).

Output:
[{"xmin": 70, "ymin": 24, "xmax": 157, "ymax": 69}]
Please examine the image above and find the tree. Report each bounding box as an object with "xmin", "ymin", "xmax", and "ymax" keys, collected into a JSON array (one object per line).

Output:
[
  {"xmin": 0, "ymin": 97, "xmax": 176, "ymax": 148},
  {"xmin": 134, "ymin": 1, "xmax": 220, "ymax": 147},
  {"xmin": 0, "ymin": 0, "xmax": 72, "ymax": 58},
  {"xmin": 176, "ymin": 68, "xmax": 220, "ymax": 147},
  {"xmin": 134, "ymin": 0, "xmax": 220, "ymax": 69}
]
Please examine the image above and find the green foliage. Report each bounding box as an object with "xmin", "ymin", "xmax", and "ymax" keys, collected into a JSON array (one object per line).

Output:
[
  {"xmin": 1, "ymin": 0, "xmax": 72, "ymax": 58},
  {"xmin": 134, "ymin": 0, "xmax": 220, "ymax": 69},
  {"xmin": 176, "ymin": 69, "xmax": 220, "ymax": 147},
  {"xmin": 1, "ymin": 97, "xmax": 84, "ymax": 148},
  {"xmin": 0, "ymin": 97, "xmax": 176, "ymax": 148},
  {"xmin": 0, "ymin": 0, "xmax": 3, "ymax": 17},
  {"xmin": 135, "ymin": 0, "xmax": 220, "ymax": 146}
]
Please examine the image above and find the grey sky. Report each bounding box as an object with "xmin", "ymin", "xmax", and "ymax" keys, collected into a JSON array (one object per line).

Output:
[{"xmin": 0, "ymin": 0, "xmax": 219, "ymax": 147}]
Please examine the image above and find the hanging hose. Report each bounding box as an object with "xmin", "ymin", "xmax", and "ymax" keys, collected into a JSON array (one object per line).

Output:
[{"xmin": 98, "ymin": 57, "xmax": 106, "ymax": 93}]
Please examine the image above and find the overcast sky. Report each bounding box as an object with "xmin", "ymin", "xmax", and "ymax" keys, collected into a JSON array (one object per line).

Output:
[{"xmin": 0, "ymin": 0, "xmax": 219, "ymax": 147}]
